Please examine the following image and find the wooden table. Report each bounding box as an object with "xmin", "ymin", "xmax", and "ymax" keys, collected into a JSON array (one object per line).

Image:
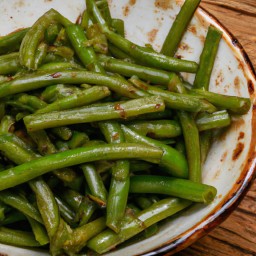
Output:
[{"xmin": 178, "ymin": 1, "xmax": 256, "ymax": 255}]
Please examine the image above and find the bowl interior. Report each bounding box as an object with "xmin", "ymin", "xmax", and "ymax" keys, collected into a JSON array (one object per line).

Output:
[{"xmin": 0, "ymin": 0, "xmax": 255, "ymax": 255}]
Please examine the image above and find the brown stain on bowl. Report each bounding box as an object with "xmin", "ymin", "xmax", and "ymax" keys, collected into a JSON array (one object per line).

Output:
[
  {"xmin": 122, "ymin": 5, "xmax": 130, "ymax": 17},
  {"xmin": 220, "ymin": 151, "xmax": 228, "ymax": 162},
  {"xmin": 248, "ymin": 80, "xmax": 255, "ymax": 95},
  {"xmin": 129, "ymin": 0, "xmax": 136, "ymax": 5},
  {"xmin": 232, "ymin": 142, "xmax": 244, "ymax": 161},
  {"xmin": 234, "ymin": 76, "xmax": 241, "ymax": 90},
  {"xmin": 188, "ymin": 25, "xmax": 197, "ymax": 36},
  {"xmin": 238, "ymin": 132, "xmax": 245, "ymax": 140},
  {"xmin": 179, "ymin": 42, "xmax": 190, "ymax": 51},
  {"xmin": 147, "ymin": 29, "xmax": 158, "ymax": 43},
  {"xmin": 215, "ymin": 70, "xmax": 224, "ymax": 86},
  {"xmin": 154, "ymin": 0, "xmax": 173, "ymax": 10},
  {"xmin": 15, "ymin": 0, "xmax": 25, "ymax": 7}
]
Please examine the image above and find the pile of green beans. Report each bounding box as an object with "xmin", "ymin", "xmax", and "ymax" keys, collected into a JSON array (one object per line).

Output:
[{"xmin": 0, "ymin": 0, "xmax": 251, "ymax": 255}]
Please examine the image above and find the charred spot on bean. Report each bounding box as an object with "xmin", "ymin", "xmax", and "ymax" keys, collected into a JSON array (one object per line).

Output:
[
  {"xmin": 147, "ymin": 132, "xmax": 156, "ymax": 138},
  {"xmin": 155, "ymin": 103, "xmax": 162, "ymax": 109},
  {"xmin": 114, "ymin": 103, "xmax": 126, "ymax": 118},
  {"xmin": 112, "ymin": 132, "xmax": 120, "ymax": 141},
  {"xmin": 50, "ymin": 72, "xmax": 62, "ymax": 78}
]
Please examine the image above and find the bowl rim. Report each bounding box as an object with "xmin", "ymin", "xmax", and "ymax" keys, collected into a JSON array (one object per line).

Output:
[{"xmin": 141, "ymin": 6, "xmax": 256, "ymax": 256}]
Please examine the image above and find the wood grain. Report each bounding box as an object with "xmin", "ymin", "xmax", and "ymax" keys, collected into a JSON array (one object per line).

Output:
[{"xmin": 176, "ymin": 0, "xmax": 256, "ymax": 255}]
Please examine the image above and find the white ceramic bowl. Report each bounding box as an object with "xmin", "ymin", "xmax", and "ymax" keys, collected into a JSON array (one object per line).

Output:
[{"xmin": 0, "ymin": 0, "xmax": 255, "ymax": 255}]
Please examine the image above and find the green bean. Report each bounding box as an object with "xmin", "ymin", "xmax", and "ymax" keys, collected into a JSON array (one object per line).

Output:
[
  {"xmin": 96, "ymin": 0, "xmax": 112, "ymax": 26},
  {"xmin": 99, "ymin": 121, "xmax": 130, "ymax": 232},
  {"xmin": 77, "ymin": 196, "xmax": 98, "ymax": 226},
  {"xmin": 0, "ymin": 116, "xmax": 15, "ymax": 134},
  {"xmin": 190, "ymin": 89, "xmax": 251, "ymax": 114},
  {"xmin": 98, "ymin": 54, "xmax": 177, "ymax": 85},
  {"xmin": 20, "ymin": 9, "xmax": 72, "ymax": 70},
  {"xmin": 24, "ymin": 96, "xmax": 165, "ymax": 131},
  {"xmin": 126, "ymin": 119, "xmax": 181, "ymax": 139},
  {"xmin": 87, "ymin": 197, "xmax": 191, "ymax": 254},
  {"xmin": 51, "ymin": 126, "xmax": 72, "ymax": 141},
  {"xmin": 0, "ymin": 28, "xmax": 29, "ymax": 54},
  {"xmin": 28, "ymin": 130, "xmax": 56, "ymax": 155},
  {"xmin": 178, "ymin": 111, "xmax": 201, "ymax": 182},
  {"xmin": 0, "ymin": 52, "xmax": 21, "ymax": 75},
  {"xmin": 0, "ymin": 211, "xmax": 26, "ymax": 225},
  {"xmin": 0, "ymin": 133, "xmax": 38, "ymax": 164},
  {"xmin": 48, "ymin": 46, "xmax": 74, "ymax": 60},
  {"xmin": 81, "ymin": 164, "xmax": 107, "ymax": 206},
  {"xmin": 161, "ymin": 0, "xmax": 201, "ymax": 57},
  {"xmin": 36, "ymin": 86, "xmax": 111, "ymax": 114},
  {"xmin": 0, "ymin": 227, "xmax": 41, "ymax": 247},
  {"xmin": 39, "ymin": 61, "xmax": 83, "ymax": 71},
  {"xmin": 0, "ymin": 70, "xmax": 148, "ymax": 99},
  {"xmin": 40, "ymin": 84, "xmax": 82, "ymax": 103},
  {"xmin": 51, "ymin": 217, "xmax": 106, "ymax": 255},
  {"xmin": 53, "ymin": 168, "xmax": 79, "ymax": 184},
  {"xmin": 175, "ymin": 138, "xmax": 186, "ymax": 155},
  {"xmin": 34, "ymin": 42, "xmax": 48, "ymax": 70},
  {"xmin": 14, "ymin": 93, "xmax": 48, "ymax": 111},
  {"xmin": 135, "ymin": 196, "xmax": 154, "ymax": 210},
  {"xmin": 29, "ymin": 178, "xmax": 60, "ymax": 239},
  {"xmin": 129, "ymin": 160, "xmax": 152, "ymax": 172},
  {"xmin": 108, "ymin": 43, "xmax": 135, "ymax": 61},
  {"xmin": 111, "ymin": 19, "xmax": 125, "ymax": 37},
  {"xmin": 26, "ymin": 216, "xmax": 49, "ymax": 245},
  {"xmin": 45, "ymin": 23, "xmax": 62, "ymax": 44},
  {"xmin": 67, "ymin": 131, "xmax": 89, "ymax": 149},
  {"xmin": 54, "ymin": 196, "xmax": 76, "ymax": 226},
  {"xmin": 121, "ymin": 125, "xmax": 188, "ymax": 178},
  {"xmin": 196, "ymin": 110, "xmax": 231, "ymax": 131},
  {"xmin": 66, "ymin": 24, "xmax": 105, "ymax": 73},
  {"xmin": 200, "ymin": 130, "xmax": 213, "ymax": 164},
  {"xmin": 0, "ymin": 190, "xmax": 43, "ymax": 224},
  {"xmin": 130, "ymin": 76, "xmax": 216, "ymax": 113},
  {"xmin": 86, "ymin": 23, "xmax": 108, "ymax": 54},
  {"xmin": 0, "ymin": 143, "xmax": 163, "ymax": 191},
  {"xmin": 130, "ymin": 175, "xmax": 217, "ymax": 203},
  {"xmin": 80, "ymin": 10, "xmax": 90, "ymax": 29},
  {"xmin": 56, "ymin": 140, "xmax": 69, "ymax": 152},
  {"xmin": 60, "ymin": 189, "xmax": 83, "ymax": 211},
  {"xmin": 194, "ymin": 25, "xmax": 223, "ymax": 90}
]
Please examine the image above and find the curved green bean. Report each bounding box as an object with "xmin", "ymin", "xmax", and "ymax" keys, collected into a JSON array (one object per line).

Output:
[
  {"xmin": 0, "ymin": 143, "xmax": 163, "ymax": 191},
  {"xmin": 0, "ymin": 70, "xmax": 148, "ymax": 99},
  {"xmin": 121, "ymin": 125, "xmax": 188, "ymax": 178}
]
